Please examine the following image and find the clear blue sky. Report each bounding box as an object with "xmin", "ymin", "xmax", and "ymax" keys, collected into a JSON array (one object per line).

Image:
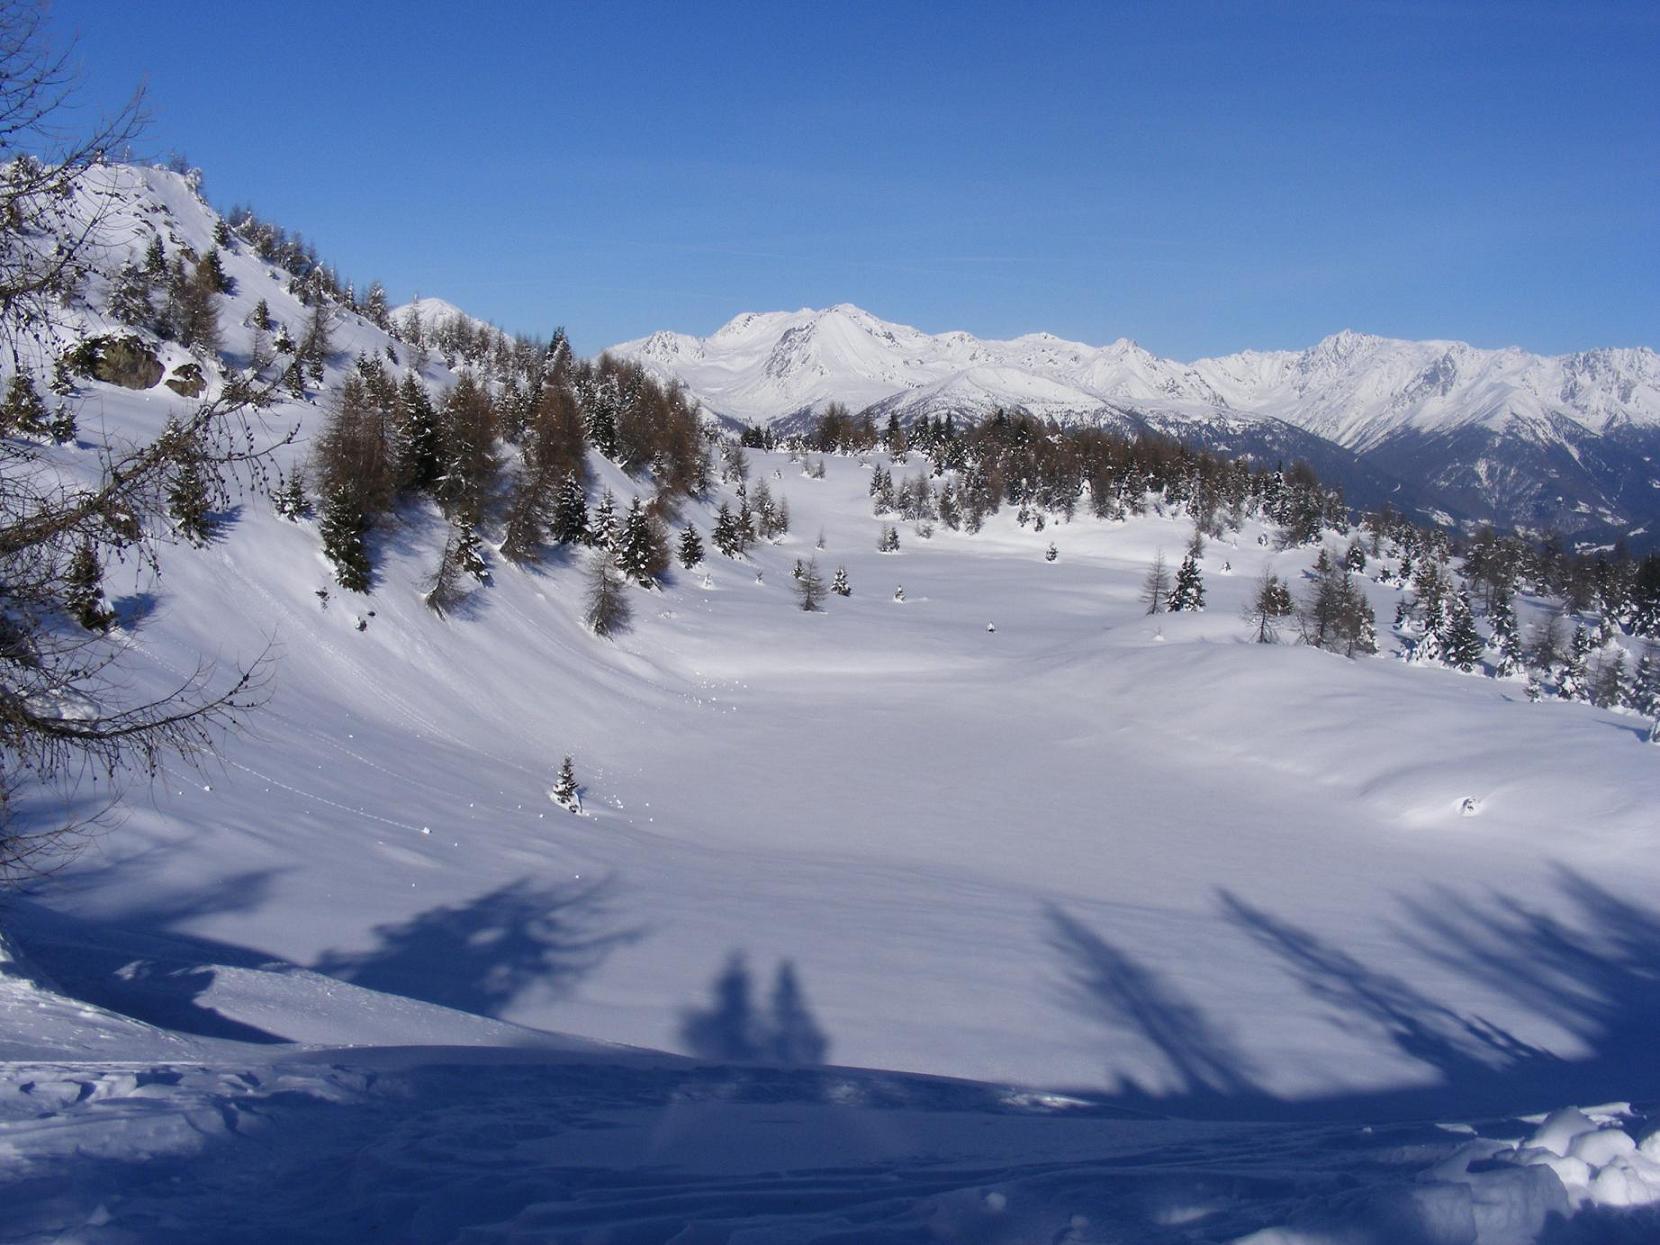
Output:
[{"xmin": 48, "ymin": 0, "xmax": 1659, "ymax": 358}]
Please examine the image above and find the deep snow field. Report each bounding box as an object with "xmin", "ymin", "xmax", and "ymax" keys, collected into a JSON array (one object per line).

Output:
[{"xmin": 4, "ymin": 167, "xmax": 1660, "ymax": 1243}]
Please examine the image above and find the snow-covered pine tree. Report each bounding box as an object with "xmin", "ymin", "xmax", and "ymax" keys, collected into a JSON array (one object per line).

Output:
[
  {"xmin": 711, "ymin": 502, "xmax": 742, "ymax": 558},
  {"xmin": 1, "ymin": 372, "xmax": 49, "ymax": 436},
  {"xmin": 590, "ymin": 489, "xmax": 618, "ymax": 550},
  {"xmin": 165, "ymin": 421, "xmax": 217, "ymax": 546},
  {"xmin": 831, "ymin": 565, "xmax": 851, "ymax": 597},
  {"xmin": 877, "ymin": 524, "xmax": 900, "ymax": 553},
  {"xmin": 1344, "ymin": 539, "xmax": 1367, "ymax": 573},
  {"xmin": 454, "ymin": 516, "xmax": 488, "ymax": 583},
  {"xmin": 1045, "ymin": 542, "xmax": 1058, "ymax": 562},
  {"xmin": 396, "ymin": 372, "xmax": 442, "ymax": 492},
  {"xmin": 1561, "ymin": 624, "xmax": 1592, "ymax": 700},
  {"xmin": 1592, "ymin": 650, "xmax": 1629, "ymax": 710},
  {"xmin": 615, "ymin": 497, "xmax": 666, "ymax": 586},
  {"xmin": 274, "ymin": 471, "xmax": 308, "ymax": 521},
  {"xmin": 1442, "ymin": 592, "xmax": 1483, "ymax": 672},
  {"xmin": 109, "ymin": 261, "xmax": 154, "ymax": 328},
  {"xmin": 1633, "ymin": 647, "xmax": 1660, "ymax": 715},
  {"xmin": 1246, "ymin": 573, "xmax": 1295, "ymax": 642},
  {"xmin": 552, "ymin": 756, "xmax": 580, "ymax": 812},
  {"xmin": 677, "ymin": 522, "xmax": 703, "ymax": 569},
  {"xmin": 1489, "ymin": 587, "xmax": 1523, "ymax": 677},
  {"xmin": 319, "ymin": 484, "xmax": 372, "ymax": 592},
  {"xmin": 65, "ymin": 543, "xmax": 115, "ymax": 632},
  {"xmin": 47, "ymin": 403, "xmax": 75, "ymax": 445},
  {"xmin": 551, "ymin": 472, "xmax": 589, "ymax": 545},
  {"xmin": 1169, "ymin": 553, "xmax": 1205, "ymax": 612}
]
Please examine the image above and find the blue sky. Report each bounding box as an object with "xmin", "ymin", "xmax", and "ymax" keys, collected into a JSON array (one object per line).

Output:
[{"xmin": 48, "ymin": 1, "xmax": 1659, "ymax": 358}]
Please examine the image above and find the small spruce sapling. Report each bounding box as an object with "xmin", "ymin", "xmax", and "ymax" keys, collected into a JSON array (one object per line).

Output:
[{"xmin": 552, "ymin": 756, "xmax": 581, "ymax": 812}]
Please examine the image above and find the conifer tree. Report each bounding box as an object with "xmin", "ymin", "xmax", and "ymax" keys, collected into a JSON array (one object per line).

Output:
[
  {"xmin": 553, "ymin": 756, "xmax": 580, "ymax": 812},
  {"xmin": 1246, "ymin": 573, "xmax": 1295, "ymax": 642},
  {"xmin": 198, "ymin": 246, "xmax": 231, "ymax": 294},
  {"xmin": 551, "ymin": 472, "xmax": 589, "ymax": 545},
  {"xmin": 320, "ymin": 484, "xmax": 372, "ymax": 592},
  {"xmin": 877, "ymin": 524, "xmax": 900, "ymax": 553},
  {"xmin": 362, "ymin": 281, "xmax": 390, "ymax": 330},
  {"xmin": 590, "ymin": 489, "xmax": 618, "ymax": 550},
  {"xmin": 1045, "ymin": 542, "xmax": 1058, "ymax": 562},
  {"xmin": 734, "ymin": 486, "xmax": 755, "ymax": 553},
  {"xmin": 424, "ymin": 522, "xmax": 470, "ymax": 615},
  {"xmin": 66, "ymin": 543, "xmax": 115, "ymax": 632},
  {"xmin": 1560, "ymin": 624, "xmax": 1591, "ymax": 700},
  {"xmin": 1, "ymin": 372, "xmax": 49, "ymax": 436},
  {"xmin": 1528, "ymin": 617, "xmax": 1565, "ymax": 681},
  {"xmin": 164, "ymin": 420, "xmax": 216, "ymax": 545},
  {"xmin": 1141, "ymin": 551, "xmax": 1170, "ymax": 614},
  {"xmin": 454, "ymin": 515, "xmax": 488, "ymax": 582},
  {"xmin": 1489, "ymin": 587, "xmax": 1523, "ymax": 677},
  {"xmin": 677, "ymin": 522, "xmax": 704, "ymax": 569},
  {"xmin": 1443, "ymin": 592, "xmax": 1484, "ymax": 672},
  {"xmin": 831, "ymin": 565, "xmax": 851, "ymax": 597},
  {"xmin": 1632, "ymin": 647, "xmax": 1660, "ymax": 719},
  {"xmin": 1169, "ymin": 553, "xmax": 1206, "ymax": 611},
  {"xmin": 274, "ymin": 471, "xmax": 308, "ymax": 521},
  {"xmin": 1592, "ymin": 650, "xmax": 1629, "ymax": 710},
  {"xmin": 794, "ymin": 558, "xmax": 825, "ymax": 611},
  {"xmin": 109, "ymin": 261, "xmax": 154, "ymax": 328},
  {"xmin": 712, "ymin": 502, "xmax": 742, "ymax": 557},
  {"xmin": 1344, "ymin": 539, "xmax": 1367, "ymax": 573},
  {"xmin": 584, "ymin": 549, "xmax": 631, "ymax": 637},
  {"xmin": 47, "ymin": 403, "xmax": 75, "ymax": 445},
  {"xmin": 615, "ymin": 497, "xmax": 666, "ymax": 586}
]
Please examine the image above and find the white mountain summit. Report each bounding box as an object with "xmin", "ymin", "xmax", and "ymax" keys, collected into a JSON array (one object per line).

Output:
[{"xmin": 612, "ymin": 306, "xmax": 1660, "ymax": 539}]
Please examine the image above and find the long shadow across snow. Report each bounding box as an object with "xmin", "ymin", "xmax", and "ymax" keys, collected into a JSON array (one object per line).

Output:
[
  {"xmin": 6, "ymin": 869, "xmax": 293, "ymax": 1043},
  {"xmin": 312, "ymin": 875, "xmax": 642, "ymax": 1018},
  {"xmin": 1046, "ymin": 865, "xmax": 1660, "ymax": 1124}
]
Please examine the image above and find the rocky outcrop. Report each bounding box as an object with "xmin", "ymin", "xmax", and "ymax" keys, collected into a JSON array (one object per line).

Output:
[
  {"xmin": 164, "ymin": 361, "xmax": 206, "ymax": 398},
  {"xmin": 66, "ymin": 335, "xmax": 164, "ymax": 390}
]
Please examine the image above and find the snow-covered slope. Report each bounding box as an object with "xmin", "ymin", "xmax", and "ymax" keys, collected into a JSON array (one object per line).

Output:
[
  {"xmin": 8, "ymin": 167, "xmax": 1660, "ymax": 1240},
  {"xmin": 613, "ymin": 307, "xmax": 1660, "ymax": 539}
]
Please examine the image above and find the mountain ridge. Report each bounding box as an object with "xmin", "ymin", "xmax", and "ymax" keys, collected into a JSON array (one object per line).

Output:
[{"xmin": 611, "ymin": 305, "xmax": 1660, "ymax": 540}]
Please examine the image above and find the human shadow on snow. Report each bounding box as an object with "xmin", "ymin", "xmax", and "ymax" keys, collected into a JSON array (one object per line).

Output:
[
  {"xmin": 678, "ymin": 951, "xmax": 831, "ymax": 1066},
  {"xmin": 311, "ymin": 875, "xmax": 641, "ymax": 1019},
  {"xmin": 1047, "ymin": 865, "xmax": 1660, "ymax": 1125}
]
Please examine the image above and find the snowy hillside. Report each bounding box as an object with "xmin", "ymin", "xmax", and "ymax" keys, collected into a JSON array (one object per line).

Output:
[
  {"xmin": 614, "ymin": 307, "xmax": 1660, "ymax": 541},
  {"xmin": 6, "ymin": 167, "xmax": 1660, "ymax": 1241}
]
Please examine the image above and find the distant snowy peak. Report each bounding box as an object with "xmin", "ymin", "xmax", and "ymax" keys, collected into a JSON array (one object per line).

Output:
[
  {"xmin": 609, "ymin": 307, "xmax": 1660, "ymax": 449},
  {"xmin": 609, "ymin": 305, "xmax": 1240, "ymax": 427}
]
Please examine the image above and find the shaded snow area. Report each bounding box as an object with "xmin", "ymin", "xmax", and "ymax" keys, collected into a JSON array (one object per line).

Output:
[{"xmin": 4, "ymin": 168, "xmax": 1660, "ymax": 1241}]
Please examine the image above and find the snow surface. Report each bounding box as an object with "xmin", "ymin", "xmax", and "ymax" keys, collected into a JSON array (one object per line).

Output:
[
  {"xmin": 4, "ymin": 167, "xmax": 1660, "ymax": 1241},
  {"xmin": 610, "ymin": 305, "xmax": 1660, "ymax": 448}
]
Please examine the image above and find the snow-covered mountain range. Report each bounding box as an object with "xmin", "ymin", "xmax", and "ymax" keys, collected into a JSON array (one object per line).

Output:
[{"xmin": 614, "ymin": 305, "xmax": 1660, "ymax": 542}]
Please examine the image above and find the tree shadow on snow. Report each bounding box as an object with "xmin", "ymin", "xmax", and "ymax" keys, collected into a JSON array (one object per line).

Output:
[
  {"xmin": 1047, "ymin": 865, "xmax": 1660, "ymax": 1125},
  {"xmin": 5, "ymin": 869, "xmax": 293, "ymax": 1043},
  {"xmin": 311, "ymin": 875, "xmax": 640, "ymax": 1019}
]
